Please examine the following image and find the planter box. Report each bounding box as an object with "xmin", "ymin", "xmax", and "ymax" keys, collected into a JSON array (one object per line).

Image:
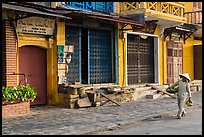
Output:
[{"xmin": 2, "ymin": 101, "xmax": 30, "ymax": 117}]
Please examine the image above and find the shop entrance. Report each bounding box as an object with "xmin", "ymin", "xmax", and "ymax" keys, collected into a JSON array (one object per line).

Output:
[
  {"xmin": 166, "ymin": 41, "xmax": 183, "ymax": 84},
  {"xmin": 127, "ymin": 34, "xmax": 155, "ymax": 84},
  {"xmin": 65, "ymin": 25, "xmax": 114, "ymax": 84},
  {"xmin": 19, "ymin": 46, "xmax": 47, "ymax": 105}
]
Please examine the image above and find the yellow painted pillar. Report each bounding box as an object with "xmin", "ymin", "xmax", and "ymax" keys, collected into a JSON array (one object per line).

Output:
[
  {"xmin": 47, "ymin": 18, "xmax": 65, "ymax": 106},
  {"xmin": 118, "ymin": 23, "xmax": 127, "ymax": 86},
  {"xmin": 154, "ymin": 24, "xmax": 165, "ymax": 85},
  {"xmin": 118, "ymin": 24, "xmax": 133, "ymax": 86},
  {"xmin": 160, "ymin": 35, "xmax": 169, "ymax": 85}
]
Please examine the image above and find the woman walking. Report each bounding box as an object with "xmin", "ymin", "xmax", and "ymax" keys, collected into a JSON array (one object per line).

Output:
[{"xmin": 167, "ymin": 73, "xmax": 192, "ymax": 119}]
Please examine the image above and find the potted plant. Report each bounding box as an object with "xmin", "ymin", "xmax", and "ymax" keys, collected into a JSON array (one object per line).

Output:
[{"xmin": 2, "ymin": 84, "xmax": 37, "ymax": 105}]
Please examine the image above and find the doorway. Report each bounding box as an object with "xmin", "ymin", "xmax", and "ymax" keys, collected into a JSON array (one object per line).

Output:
[
  {"xmin": 166, "ymin": 41, "xmax": 183, "ymax": 84},
  {"xmin": 127, "ymin": 34, "xmax": 155, "ymax": 84},
  {"xmin": 65, "ymin": 25, "xmax": 114, "ymax": 84},
  {"xmin": 194, "ymin": 45, "xmax": 202, "ymax": 80},
  {"xmin": 81, "ymin": 28, "xmax": 88, "ymax": 84},
  {"xmin": 19, "ymin": 46, "xmax": 47, "ymax": 105}
]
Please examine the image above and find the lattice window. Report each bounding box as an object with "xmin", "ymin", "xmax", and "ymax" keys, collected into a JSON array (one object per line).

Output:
[
  {"xmin": 125, "ymin": 2, "xmax": 140, "ymax": 11},
  {"xmin": 172, "ymin": 6, "xmax": 180, "ymax": 16},
  {"xmin": 148, "ymin": 2, "xmax": 158, "ymax": 11},
  {"xmin": 161, "ymin": 3, "xmax": 170, "ymax": 14}
]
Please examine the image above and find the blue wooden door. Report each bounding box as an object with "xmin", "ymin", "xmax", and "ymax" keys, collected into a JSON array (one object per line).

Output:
[
  {"xmin": 88, "ymin": 29, "xmax": 113, "ymax": 84},
  {"xmin": 65, "ymin": 26, "xmax": 81, "ymax": 84}
]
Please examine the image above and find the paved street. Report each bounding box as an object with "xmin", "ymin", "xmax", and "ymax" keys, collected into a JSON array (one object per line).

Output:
[
  {"xmin": 2, "ymin": 90, "xmax": 202, "ymax": 135},
  {"xmin": 102, "ymin": 107, "xmax": 202, "ymax": 135}
]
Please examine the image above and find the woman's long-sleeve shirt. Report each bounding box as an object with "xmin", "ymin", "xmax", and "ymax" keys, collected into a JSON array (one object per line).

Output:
[{"xmin": 170, "ymin": 80, "xmax": 191, "ymax": 98}]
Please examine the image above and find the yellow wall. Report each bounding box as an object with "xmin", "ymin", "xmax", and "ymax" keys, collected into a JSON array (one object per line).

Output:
[
  {"xmin": 154, "ymin": 25, "xmax": 164, "ymax": 85},
  {"xmin": 47, "ymin": 18, "xmax": 65, "ymax": 106},
  {"xmin": 182, "ymin": 37, "xmax": 194, "ymax": 80},
  {"xmin": 184, "ymin": 2, "xmax": 193, "ymax": 12},
  {"xmin": 118, "ymin": 24, "xmax": 126, "ymax": 86},
  {"xmin": 183, "ymin": 35, "xmax": 202, "ymax": 81},
  {"xmin": 182, "ymin": 36, "xmax": 197, "ymax": 80}
]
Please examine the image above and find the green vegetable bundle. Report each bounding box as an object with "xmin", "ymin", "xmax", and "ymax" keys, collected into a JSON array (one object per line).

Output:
[
  {"xmin": 166, "ymin": 87, "xmax": 178, "ymax": 94},
  {"xmin": 186, "ymin": 98, "xmax": 193, "ymax": 106}
]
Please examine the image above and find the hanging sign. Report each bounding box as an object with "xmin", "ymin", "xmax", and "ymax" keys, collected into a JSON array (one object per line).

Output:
[{"xmin": 16, "ymin": 17, "xmax": 55, "ymax": 35}]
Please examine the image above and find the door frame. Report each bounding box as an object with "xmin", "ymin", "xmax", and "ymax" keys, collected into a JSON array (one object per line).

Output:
[
  {"xmin": 166, "ymin": 41, "xmax": 183, "ymax": 83},
  {"xmin": 87, "ymin": 28, "xmax": 114, "ymax": 84},
  {"xmin": 17, "ymin": 34, "xmax": 49, "ymax": 105},
  {"xmin": 124, "ymin": 31, "xmax": 160, "ymax": 86}
]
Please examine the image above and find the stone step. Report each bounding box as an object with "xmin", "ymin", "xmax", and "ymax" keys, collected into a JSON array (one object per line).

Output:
[
  {"xmin": 134, "ymin": 86, "xmax": 153, "ymax": 92},
  {"xmin": 190, "ymin": 85, "xmax": 202, "ymax": 92},
  {"xmin": 146, "ymin": 94, "xmax": 163, "ymax": 99},
  {"xmin": 190, "ymin": 80, "xmax": 202, "ymax": 84},
  {"xmin": 132, "ymin": 89, "xmax": 158, "ymax": 101}
]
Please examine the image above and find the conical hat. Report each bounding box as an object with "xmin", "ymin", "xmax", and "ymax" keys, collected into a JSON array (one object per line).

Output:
[{"xmin": 179, "ymin": 73, "xmax": 191, "ymax": 81}]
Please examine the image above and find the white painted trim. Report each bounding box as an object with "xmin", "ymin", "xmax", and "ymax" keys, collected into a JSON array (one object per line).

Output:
[
  {"xmin": 125, "ymin": 31, "xmax": 159, "ymax": 38},
  {"xmin": 154, "ymin": 37, "xmax": 160, "ymax": 84},
  {"xmin": 124, "ymin": 32, "xmax": 128, "ymax": 86},
  {"xmin": 124, "ymin": 31, "xmax": 160, "ymax": 85}
]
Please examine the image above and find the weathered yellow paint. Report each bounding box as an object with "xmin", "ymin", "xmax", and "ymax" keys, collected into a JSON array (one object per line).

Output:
[
  {"xmin": 193, "ymin": 39, "xmax": 202, "ymax": 45},
  {"xmin": 47, "ymin": 18, "xmax": 65, "ymax": 106},
  {"xmin": 182, "ymin": 35, "xmax": 202, "ymax": 81},
  {"xmin": 154, "ymin": 24, "xmax": 164, "ymax": 85},
  {"xmin": 56, "ymin": 20, "xmax": 65, "ymax": 46},
  {"xmin": 184, "ymin": 2, "xmax": 193, "ymax": 12},
  {"xmin": 145, "ymin": 10, "xmax": 186, "ymax": 23},
  {"xmin": 182, "ymin": 36, "xmax": 194, "ymax": 80},
  {"xmin": 17, "ymin": 33, "xmax": 49, "ymax": 49},
  {"xmin": 118, "ymin": 24, "xmax": 125, "ymax": 86}
]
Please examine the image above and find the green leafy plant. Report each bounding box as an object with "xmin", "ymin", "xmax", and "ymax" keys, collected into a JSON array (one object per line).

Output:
[{"xmin": 2, "ymin": 84, "xmax": 37, "ymax": 103}]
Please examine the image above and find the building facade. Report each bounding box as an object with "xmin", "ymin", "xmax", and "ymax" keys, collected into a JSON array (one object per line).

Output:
[
  {"xmin": 2, "ymin": 2, "xmax": 202, "ymax": 107},
  {"xmin": 116, "ymin": 2, "xmax": 202, "ymax": 86}
]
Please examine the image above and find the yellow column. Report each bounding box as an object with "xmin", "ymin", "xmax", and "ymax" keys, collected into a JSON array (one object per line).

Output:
[{"xmin": 47, "ymin": 18, "xmax": 65, "ymax": 106}]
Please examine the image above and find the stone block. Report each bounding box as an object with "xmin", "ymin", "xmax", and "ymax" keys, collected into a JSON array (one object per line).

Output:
[
  {"xmin": 67, "ymin": 94, "xmax": 79, "ymax": 99},
  {"xmin": 67, "ymin": 87, "xmax": 78, "ymax": 95},
  {"xmin": 75, "ymin": 97, "xmax": 92, "ymax": 108},
  {"xmin": 146, "ymin": 94, "xmax": 161, "ymax": 99},
  {"xmin": 77, "ymin": 87, "xmax": 85, "ymax": 94}
]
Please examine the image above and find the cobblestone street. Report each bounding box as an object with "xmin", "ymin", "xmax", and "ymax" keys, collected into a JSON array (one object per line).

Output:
[{"xmin": 2, "ymin": 90, "xmax": 202, "ymax": 135}]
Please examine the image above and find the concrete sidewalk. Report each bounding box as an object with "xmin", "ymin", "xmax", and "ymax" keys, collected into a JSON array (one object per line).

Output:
[{"xmin": 2, "ymin": 90, "xmax": 202, "ymax": 135}]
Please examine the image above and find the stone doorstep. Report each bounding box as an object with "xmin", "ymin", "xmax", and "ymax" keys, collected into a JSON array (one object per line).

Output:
[
  {"xmin": 65, "ymin": 81, "xmax": 202, "ymax": 108},
  {"xmin": 73, "ymin": 89, "xmax": 162, "ymax": 108},
  {"xmin": 146, "ymin": 94, "xmax": 163, "ymax": 99}
]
